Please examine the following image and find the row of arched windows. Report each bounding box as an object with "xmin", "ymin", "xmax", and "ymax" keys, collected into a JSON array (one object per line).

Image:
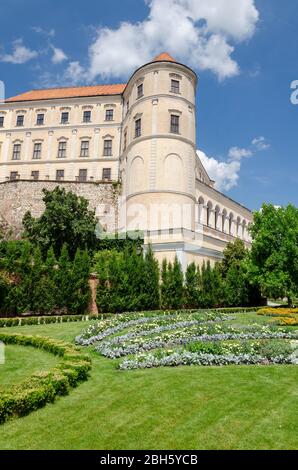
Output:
[{"xmin": 198, "ymin": 197, "xmax": 249, "ymax": 240}]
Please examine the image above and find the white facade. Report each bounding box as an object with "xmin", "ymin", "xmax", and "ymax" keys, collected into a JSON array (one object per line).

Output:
[{"xmin": 0, "ymin": 53, "xmax": 252, "ymax": 265}]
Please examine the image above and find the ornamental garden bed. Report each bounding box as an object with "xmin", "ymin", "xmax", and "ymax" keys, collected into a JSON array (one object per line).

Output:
[{"xmin": 76, "ymin": 310, "xmax": 298, "ymax": 370}]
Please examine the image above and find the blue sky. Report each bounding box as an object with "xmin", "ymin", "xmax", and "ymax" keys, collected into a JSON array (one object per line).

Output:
[{"xmin": 0, "ymin": 0, "xmax": 297, "ymax": 210}]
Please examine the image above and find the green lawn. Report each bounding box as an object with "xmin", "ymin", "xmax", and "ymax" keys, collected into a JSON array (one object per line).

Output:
[
  {"xmin": 0, "ymin": 314, "xmax": 297, "ymax": 450},
  {"xmin": 0, "ymin": 344, "xmax": 58, "ymax": 388}
]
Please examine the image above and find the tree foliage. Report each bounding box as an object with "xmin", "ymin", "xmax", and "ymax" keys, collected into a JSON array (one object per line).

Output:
[
  {"xmin": 249, "ymin": 204, "xmax": 298, "ymax": 305},
  {"xmin": 22, "ymin": 187, "xmax": 98, "ymax": 258}
]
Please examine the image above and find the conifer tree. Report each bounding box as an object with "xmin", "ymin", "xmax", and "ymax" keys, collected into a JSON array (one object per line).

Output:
[
  {"xmin": 142, "ymin": 245, "xmax": 160, "ymax": 310},
  {"xmin": 185, "ymin": 262, "xmax": 198, "ymax": 308},
  {"xmin": 68, "ymin": 249, "xmax": 91, "ymax": 314},
  {"xmin": 170, "ymin": 256, "xmax": 184, "ymax": 310}
]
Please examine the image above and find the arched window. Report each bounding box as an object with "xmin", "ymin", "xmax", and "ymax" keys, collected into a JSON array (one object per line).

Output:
[
  {"xmin": 198, "ymin": 197, "xmax": 204, "ymax": 224},
  {"xmin": 215, "ymin": 206, "xmax": 220, "ymax": 230},
  {"xmin": 229, "ymin": 213, "xmax": 234, "ymax": 235},
  {"xmin": 222, "ymin": 209, "xmax": 227, "ymax": 233},
  {"xmin": 207, "ymin": 201, "xmax": 213, "ymax": 227},
  {"xmin": 237, "ymin": 217, "xmax": 241, "ymax": 237}
]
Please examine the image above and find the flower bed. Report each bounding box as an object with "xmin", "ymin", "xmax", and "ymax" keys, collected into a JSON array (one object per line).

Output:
[
  {"xmin": 0, "ymin": 333, "xmax": 92, "ymax": 424},
  {"xmin": 76, "ymin": 310, "xmax": 298, "ymax": 370},
  {"xmin": 258, "ymin": 307, "xmax": 298, "ymax": 317},
  {"xmin": 119, "ymin": 350, "xmax": 298, "ymax": 370}
]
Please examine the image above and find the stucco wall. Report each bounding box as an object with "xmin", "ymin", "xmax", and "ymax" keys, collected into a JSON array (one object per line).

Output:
[{"xmin": 0, "ymin": 180, "xmax": 120, "ymax": 238}]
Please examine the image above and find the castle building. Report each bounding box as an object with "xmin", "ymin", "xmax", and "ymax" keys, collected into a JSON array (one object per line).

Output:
[{"xmin": 0, "ymin": 52, "xmax": 252, "ymax": 267}]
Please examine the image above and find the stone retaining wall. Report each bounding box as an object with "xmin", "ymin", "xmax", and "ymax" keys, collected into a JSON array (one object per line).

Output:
[{"xmin": 0, "ymin": 180, "xmax": 120, "ymax": 238}]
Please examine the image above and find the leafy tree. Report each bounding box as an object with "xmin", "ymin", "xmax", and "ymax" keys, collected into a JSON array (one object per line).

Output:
[
  {"xmin": 249, "ymin": 204, "xmax": 298, "ymax": 305},
  {"xmin": 220, "ymin": 239, "xmax": 262, "ymax": 307},
  {"xmin": 23, "ymin": 187, "xmax": 98, "ymax": 258}
]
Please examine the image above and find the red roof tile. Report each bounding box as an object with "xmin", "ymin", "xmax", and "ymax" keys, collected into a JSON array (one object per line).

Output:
[
  {"xmin": 152, "ymin": 52, "xmax": 177, "ymax": 63},
  {"xmin": 6, "ymin": 83, "xmax": 127, "ymax": 103}
]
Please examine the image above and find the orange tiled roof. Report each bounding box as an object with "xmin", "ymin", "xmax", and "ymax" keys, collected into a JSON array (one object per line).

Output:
[
  {"xmin": 152, "ymin": 52, "xmax": 177, "ymax": 63},
  {"xmin": 6, "ymin": 83, "xmax": 127, "ymax": 103}
]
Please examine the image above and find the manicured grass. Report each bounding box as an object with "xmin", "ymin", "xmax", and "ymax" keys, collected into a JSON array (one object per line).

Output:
[
  {"xmin": 0, "ymin": 315, "xmax": 297, "ymax": 450},
  {"xmin": 0, "ymin": 344, "xmax": 58, "ymax": 388}
]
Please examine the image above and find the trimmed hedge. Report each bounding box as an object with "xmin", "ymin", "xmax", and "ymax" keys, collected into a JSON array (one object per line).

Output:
[
  {"xmin": 0, "ymin": 307, "xmax": 263, "ymax": 330},
  {"xmin": 0, "ymin": 314, "xmax": 99, "ymax": 328},
  {"xmin": 211, "ymin": 307, "xmax": 263, "ymax": 314},
  {"xmin": 0, "ymin": 333, "xmax": 91, "ymax": 424}
]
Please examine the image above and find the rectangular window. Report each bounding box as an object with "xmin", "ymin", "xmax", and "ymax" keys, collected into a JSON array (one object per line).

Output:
[
  {"xmin": 171, "ymin": 79, "xmax": 180, "ymax": 94},
  {"xmin": 137, "ymin": 83, "xmax": 143, "ymax": 99},
  {"xmin": 36, "ymin": 114, "xmax": 44, "ymax": 125},
  {"xmin": 102, "ymin": 168, "xmax": 111, "ymax": 181},
  {"xmin": 56, "ymin": 169, "xmax": 64, "ymax": 181},
  {"xmin": 16, "ymin": 115, "xmax": 24, "ymax": 127},
  {"xmin": 58, "ymin": 141, "xmax": 67, "ymax": 158},
  {"xmin": 10, "ymin": 171, "xmax": 19, "ymax": 181},
  {"xmin": 135, "ymin": 118, "xmax": 141, "ymax": 138},
  {"xmin": 78, "ymin": 169, "xmax": 87, "ymax": 182},
  {"xmin": 170, "ymin": 114, "xmax": 180, "ymax": 134},
  {"xmin": 12, "ymin": 143, "xmax": 21, "ymax": 160},
  {"xmin": 31, "ymin": 171, "xmax": 39, "ymax": 180},
  {"xmin": 80, "ymin": 140, "xmax": 89, "ymax": 157},
  {"xmin": 33, "ymin": 142, "xmax": 42, "ymax": 159},
  {"xmin": 103, "ymin": 139, "xmax": 112, "ymax": 156},
  {"xmin": 83, "ymin": 110, "xmax": 91, "ymax": 123},
  {"xmin": 0, "ymin": 116, "xmax": 4, "ymax": 127},
  {"xmin": 105, "ymin": 109, "xmax": 114, "ymax": 121},
  {"xmin": 61, "ymin": 112, "xmax": 69, "ymax": 124}
]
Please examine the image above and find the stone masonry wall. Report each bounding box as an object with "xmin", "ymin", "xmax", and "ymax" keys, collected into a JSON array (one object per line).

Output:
[{"xmin": 0, "ymin": 180, "xmax": 120, "ymax": 238}]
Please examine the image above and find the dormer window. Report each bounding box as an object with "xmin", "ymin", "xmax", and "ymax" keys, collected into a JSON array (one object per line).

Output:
[
  {"xmin": 16, "ymin": 115, "xmax": 24, "ymax": 127},
  {"xmin": 137, "ymin": 83, "xmax": 143, "ymax": 99}
]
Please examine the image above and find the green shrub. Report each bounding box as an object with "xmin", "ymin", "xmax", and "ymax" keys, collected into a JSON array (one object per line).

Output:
[{"xmin": 0, "ymin": 333, "xmax": 92, "ymax": 425}]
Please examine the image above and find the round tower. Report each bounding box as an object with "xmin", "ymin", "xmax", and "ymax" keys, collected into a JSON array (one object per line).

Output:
[{"xmin": 120, "ymin": 52, "xmax": 198, "ymax": 262}]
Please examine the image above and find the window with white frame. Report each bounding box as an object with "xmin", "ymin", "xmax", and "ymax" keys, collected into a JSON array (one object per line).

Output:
[
  {"xmin": 80, "ymin": 140, "xmax": 89, "ymax": 157},
  {"xmin": 57, "ymin": 141, "xmax": 67, "ymax": 158},
  {"xmin": 12, "ymin": 143, "xmax": 21, "ymax": 160},
  {"xmin": 33, "ymin": 142, "xmax": 42, "ymax": 159}
]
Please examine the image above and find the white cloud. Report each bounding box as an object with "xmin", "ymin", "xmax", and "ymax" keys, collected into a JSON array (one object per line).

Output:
[
  {"xmin": 198, "ymin": 149, "xmax": 241, "ymax": 191},
  {"xmin": 0, "ymin": 39, "xmax": 38, "ymax": 64},
  {"xmin": 32, "ymin": 27, "xmax": 55, "ymax": 37},
  {"xmin": 64, "ymin": 61, "xmax": 87, "ymax": 84},
  {"xmin": 51, "ymin": 46, "xmax": 68, "ymax": 64},
  {"xmin": 85, "ymin": 0, "xmax": 259, "ymax": 81},
  {"xmin": 251, "ymin": 136, "xmax": 270, "ymax": 151},
  {"xmin": 198, "ymin": 135, "xmax": 270, "ymax": 192},
  {"xmin": 228, "ymin": 147, "xmax": 252, "ymax": 160}
]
